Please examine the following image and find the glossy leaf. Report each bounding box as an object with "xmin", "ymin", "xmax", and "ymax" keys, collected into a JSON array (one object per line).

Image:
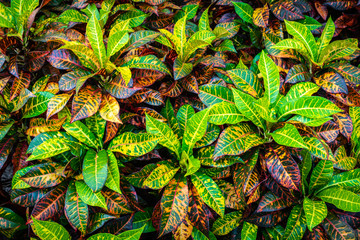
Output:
[{"xmin": 83, "ymin": 149, "xmax": 108, "ymax": 192}]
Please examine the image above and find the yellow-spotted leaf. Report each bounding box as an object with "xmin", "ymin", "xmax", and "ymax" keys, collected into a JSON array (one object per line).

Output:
[
  {"xmin": 284, "ymin": 20, "xmax": 318, "ymax": 61},
  {"xmin": 278, "ymin": 96, "xmax": 342, "ymax": 119},
  {"xmin": 304, "ymin": 137, "xmax": 335, "ymax": 161},
  {"xmin": 143, "ymin": 163, "xmax": 179, "ymax": 190},
  {"xmin": 182, "ymin": 108, "xmax": 210, "ymax": 155},
  {"xmin": 23, "ymin": 92, "xmax": 54, "ymax": 119},
  {"xmin": 109, "ymin": 132, "xmax": 160, "ymax": 157},
  {"xmin": 232, "ymin": 88, "xmax": 266, "ymax": 130},
  {"xmin": 107, "ymin": 30, "xmax": 129, "ymax": 57},
  {"xmin": 259, "ymin": 51, "xmax": 279, "ymax": 105},
  {"xmin": 211, "ymin": 210, "xmax": 243, "ymax": 236},
  {"xmin": 26, "ymin": 117, "xmax": 66, "ymax": 137},
  {"xmin": 270, "ymin": 124, "xmax": 307, "ymax": 149},
  {"xmin": 65, "ymin": 181, "xmax": 88, "ymax": 236},
  {"xmin": 86, "ymin": 15, "xmax": 106, "ymax": 67},
  {"xmin": 46, "ymin": 92, "xmax": 73, "ymax": 120},
  {"xmin": 71, "ymin": 86, "xmax": 102, "ymax": 123},
  {"xmin": 0, "ymin": 3, "xmax": 14, "ymax": 28},
  {"xmin": 191, "ymin": 172, "xmax": 225, "ymax": 217},
  {"xmin": 63, "ymin": 121, "xmax": 99, "ymax": 149},
  {"xmin": 317, "ymin": 17, "xmax": 335, "ymax": 61},
  {"xmin": 303, "ymin": 197, "xmax": 327, "ymax": 231},
  {"xmin": 309, "ymin": 159, "xmax": 333, "ymax": 194},
  {"xmin": 283, "ymin": 205, "xmax": 306, "ymax": 240},
  {"xmin": 83, "ymin": 149, "xmax": 108, "ymax": 192},
  {"xmin": 60, "ymin": 42, "xmax": 100, "ymax": 71},
  {"xmin": 227, "ymin": 69, "xmax": 262, "ymax": 98},
  {"xmin": 317, "ymin": 187, "xmax": 360, "ymax": 212},
  {"xmin": 146, "ymin": 114, "xmax": 181, "ymax": 157},
  {"xmin": 99, "ymin": 93, "xmax": 121, "ymax": 123},
  {"xmin": 105, "ymin": 151, "xmax": 121, "ymax": 194},
  {"xmin": 209, "ymin": 102, "xmax": 248, "ymax": 125},
  {"xmin": 122, "ymin": 55, "xmax": 171, "ymax": 76},
  {"xmin": 75, "ymin": 180, "xmax": 107, "ymax": 209},
  {"xmin": 334, "ymin": 146, "xmax": 356, "ymax": 170},
  {"xmin": 159, "ymin": 175, "xmax": 189, "ymax": 237},
  {"xmin": 241, "ymin": 222, "xmax": 258, "ymax": 240},
  {"xmin": 31, "ymin": 217, "xmax": 70, "ymax": 240},
  {"xmin": 27, "ymin": 138, "xmax": 71, "ymax": 161},
  {"xmin": 174, "ymin": 58, "xmax": 193, "ymax": 80},
  {"xmin": 214, "ymin": 124, "xmax": 263, "ymax": 158}
]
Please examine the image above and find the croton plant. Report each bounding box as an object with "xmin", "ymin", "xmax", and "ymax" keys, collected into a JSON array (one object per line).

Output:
[{"xmin": 1, "ymin": 0, "xmax": 360, "ymax": 239}]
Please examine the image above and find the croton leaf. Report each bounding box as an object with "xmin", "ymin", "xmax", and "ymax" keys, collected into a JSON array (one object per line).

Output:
[
  {"xmin": 303, "ymin": 197, "xmax": 327, "ymax": 231},
  {"xmin": 83, "ymin": 149, "xmax": 108, "ymax": 192},
  {"xmin": 109, "ymin": 132, "xmax": 160, "ymax": 157},
  {"xmin": 309, "ymin": 159, "xmax": 333, "ymax": 194},
  {"xmin": 47, "ymin": 49, "xmax": 84, "ymax": 70},
  {"xmin": 99, "ymin": 93, "xmax": 121, "ymax": 123},
  {"xmin": 63, "ymin": 120, "xmax": 99, "ymax": 149},
  {"xmin": 265, "ymin": 146, "xmax": 301, "ymax": 191},
  {"xmin": 46, "ymin": 92, "xmax": 73, "ymax": 120},
  {"xmin": 102, "ymin": 188, "xmax": 133, "ymax": 215},
  {"xmin": 31, "ymin": 182, "xmax": 67, "ymax": 221},
  {"xmin": 20, "ymin": 162, "xmax": 65, "ymax": 188},
  {"xmin": 23, "ymin": 92, "xmax": 54, "ymax": 118},
  {"xmin": 75, "ymin": 180, "xmax": 107, "ymax": 209},
  {"xmin": 241, "ymin": 221, "xmax": 258, "ymax": 240},
  {"xmin": 27, "ymin": 138, "xmax": 71, "ymax": 161},
  {"xmin": 211, "ymin": 210, "xmax": 243, "ymax": 236},
  {"xmin": 143, "ymin": 162, "xmax": 179, "ymax": 189},
  {"xmin": 322, "ymin": 214, "xmax": 356, "ymax": 239},
  {"xmin": 191, "ymin": 172, "xmax": 225, "ymax": 217},
  {"xmin": 317, "ymin": 187, "xmax": 360, "ymax": 212},
  {"xmin": 283, "ymin": 205, "xmax": 307, "ymax": 240},
  {"xmin": 71, "ymin": 86, "xmax": 102, "ymax": 123},
  {"xmin": 87, "ymin": 14, "xmax": 106, "ymax": 67},
  {"xmin": 0, "ymin": 207, "xmax": 24, "ymax": 229},
  {"xmin": 159, "ymin": 175, "xmax": 189, "ymax": 237},
  {"xmin": 31, "ymin": 217, "xmax": 70, "ymax": 240},
  {"xmin": 65, "ymin": 181, "xmax": 88, "ymax": 236},
  {"xmin": 270, "ymin": 124, "xmax": 307, "ymax": 149}
]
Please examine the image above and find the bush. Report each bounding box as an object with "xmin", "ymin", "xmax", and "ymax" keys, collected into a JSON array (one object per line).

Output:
[{"xmin": 0, "ymin": 0, "xmax": 360, "ymax": 239}]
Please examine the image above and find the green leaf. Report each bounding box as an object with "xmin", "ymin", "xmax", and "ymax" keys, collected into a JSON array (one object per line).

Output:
[
  {"xmin": 58, "ymin": 9, "xmax": 87, "ymax": 24},
  {"xmin": 270, "ymin": 124, "xmax": 307, "ymax": 149},
  {"xmin": 146, "ymin": 114, "xmax": 181, "ymax": 157},
  {"xmin": 75, "ymin": 181, "xmax": 107, "ymax": 209},
  {"xmin": 143, "ymin": 163, "xmax": 179, "ymax": 189},
  {"xmin": 227, "ymin": 69, "xmax": 262, "ymax": 98},
  {"xmin": 176, "ymin": 104, "xmax": 195, "ymax": 138},
  {"xmin": 0, "ymin": 121, "xmax": 15, "ymax": 141},
  {"xmin": 317, "ymin": 17, "xmax": 335, "ymax": 61},
  {"xmin": 109, "ymin": 132, "xmax": 160, "ymax": 157},
  {"xmin": 334, "ymin": 146, "xmax": 357, "ymax": 170},
  {"xmin": 199, "ymin": 84, "xmax": 234, "ymax": 107},
  {"xmin": 122, "ymin": 55, "xmax": 171, "ymax": 76},
  {"xmin": 83, "ymin": 149, "xmax": 108, "ymax": 192},
  {"xmin": 259, "ymin": 51, "xmax": 279, "ymax": 105},
  {"xmin": 233, "ymin": 1, "xmax": 253, "ymax": 23},
  {"xmin": 0, "ymin": 207, "xmax": 24, "ymax": 229},
  {"xmin": 283, "ymin": 205, "xmax": 306, "ymax": 240},
  {"xmin": 87, "ymin": 233, "xmax": 119, "ymax": 240},
  {"xmin": 87, "ymin": 14, "xmax": 106, "ymax": 67},
  {"xmin": 105, "ymin": 151, "xmax": 121, "ymax": 194},
  {"xmin": 309, "ymin": 159, "xmax": 333, "ymax": 194},
  {"xmin": 241, "ymin": 222, "xmax": 258, "ymax": 240},
  {"xmin": 31, "ymin": 217, "xmax": 70, "ymax": 240},
  {"xmin": 304, "ymin": 137, "xmax": 335, "ymax": 161},
  {"xmin": 283, "ymin": 82, "xmax": 320, "ymax": 103},
  {"xmin": 64, "ymin": 181, "xmax": 88, "ymax": 235},
  {"xmin": 199, "ymin": 8, "xmax": 210, "ymax": 31},
  {"xmin": 319, "ymin": 39, "xmax": 358, "ymax": 64},
  {"xmin": 85, "ymin": 113, "xmax": 106, "ymax": 146},
  {"xmin": 23, "ymin": 92, "xmax": 54, "ymax": 118},
  {"xmin": 174, "ymin": 15, "xmax": 186, "ymax": 57},
  {"xmin": 211, "ymin": 211, "xmax": 242, "ymax": 236},
  {"xmin": 209, "ymin": 102, "xmax": 247, "ymax": 125},
  {"xmin": 278, "ymin": 96, "xmax": 342, "ymax": 119},
  {"xmin": 27, "ymin": 138, "xmax": 71, "ymax": 161},
  {"xmin": 0, "ymin": 3, "xmax": 14, "ymax": 28},
  {"xmin": 63, "ymin": 121, "xmax": 99, "ymax": 149},
  {"xmin": 191, "ymin": 172, "xmax": 225, "ymax": 217},
  {"xmin": 182, "ymin": 108, "xmax": 210, "ymax": 155},
  {"xmin": 303, "ymin": 197, "xmax": 327, "ymax": 231},
  {"xmin": 317, "ymin": 187, "xmax": 360, "ymax": 212},
  {"xmin": 284, "ymin": 20, "xmax": 318, "ymax": 61},
  {"xmin": 117, "ymin": 225, "xmax": 145, "ymax": 240},
  {"xmin": 174, "ymin": 58, "xmax": 193, "ymax": 80},
  {"xmin": 107, "ymin": 30, "xmax": 129, "ymax": 57},
  {"xmin": 318, "ymin": 169, "xmax": 360, "ymax": 193},
  {"xmin": 232, "ymin": 88, "xmax": 266, "ymax": 129},
  {"xmin": 213, "ymin": 124, "xmax": 264, "ymax": 158}
]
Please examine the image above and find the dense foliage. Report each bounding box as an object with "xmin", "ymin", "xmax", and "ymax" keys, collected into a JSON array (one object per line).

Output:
[{"xmin": 0, "ymin": 0, "xmax": 360, "ymax": 239}]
